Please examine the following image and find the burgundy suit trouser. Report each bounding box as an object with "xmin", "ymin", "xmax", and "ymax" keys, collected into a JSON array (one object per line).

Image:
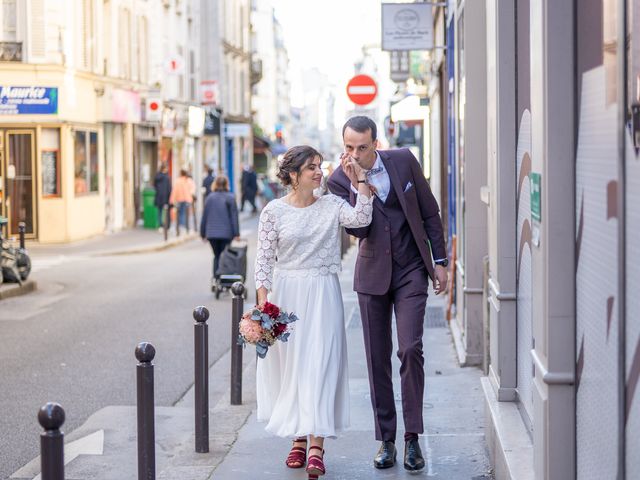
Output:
[{"xmin": 357, "ymin": 262, "xmax": 429, "ymax": 442}]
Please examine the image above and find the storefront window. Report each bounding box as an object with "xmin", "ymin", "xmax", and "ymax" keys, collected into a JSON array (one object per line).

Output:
[
  {"xmin": 41, "ymin": 128, "xmax": 61, "ymax": 197},
  {"xmin": 90, "ymin": 131, "xmax": 98, "ymax": 191},
  {"xmin": 74, "ymin": 130, "xmax": 99, "ymax": 195}
]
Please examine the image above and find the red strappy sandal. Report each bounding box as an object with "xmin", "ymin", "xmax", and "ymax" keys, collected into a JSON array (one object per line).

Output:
[
  {"xmin": 306, "ymin": 445, "xmax": 326, "ymax": 478},
  {"xmin": 285, "ymin": 437, "xmax": 307, "ymax": 469}
]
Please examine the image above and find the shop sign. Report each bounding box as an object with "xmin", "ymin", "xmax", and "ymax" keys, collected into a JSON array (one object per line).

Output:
[
  {"xmin": 200, "ymin": 80, "xmax": 219, "ymax": 105},
  {"xmin": 144, "ymin": 96, "xmax": 163, "ymax": 122},
  {"xmin": 161, "ymin": 108, "xmax": 177, "ymax": 137},
  {"xmin": 188, "ymin": 106, "xmax": 205, "ymax": 137},
  {"xmin": 530, "ymin": 172, "xmax": 541, "ymax": 246},
  {"xmin": 204, "ymin": 109, "xmax": 221, "ymax": 135},
  {"xmin": 165, "ymin": 55, "xmax": 185, "ymax": 75},
  {"xmin": 390, "ymin": 51, "xmax": 410, "ymax": 83},
  {"xmin": 381, "ymin": 3, "xmax": 433, "ymax": 51},
  {"xmin": 0, "ymin": 86, "xmax": 58, "ymax": 114},
  {"xmin": 101, "ymin": 88, "xmax": 141, "ymax": 123},
  {"xmin": 224, "ymin": 123, "xmax": 251, "ymax": 138}
]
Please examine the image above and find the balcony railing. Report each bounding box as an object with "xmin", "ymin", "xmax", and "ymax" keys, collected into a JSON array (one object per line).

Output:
[{"xmin": 0, "ymin": 42, "xmax": 22, "ymax": 62}]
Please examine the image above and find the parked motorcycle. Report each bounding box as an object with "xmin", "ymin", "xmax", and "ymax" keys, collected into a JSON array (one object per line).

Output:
[{"xmin": 0, "ymin": 217, "xmax": 31, "ymax": 286}]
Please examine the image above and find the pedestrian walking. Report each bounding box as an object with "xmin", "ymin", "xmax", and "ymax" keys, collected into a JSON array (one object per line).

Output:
[
  {"xmin": 240, "ymin": 164, "xmax": 258, "ymax": 213},
  {"xmin": 327, "ymin": 116, "xmax": 448, "ymax": 472},
  {"xmin": 200, "ymin": 175, "xmax": 240, "ymax": 279},
  {"xmin": 202, "ymin": 166, "xmax": 215, "ymax": 203},
  {"xmin": 170, "ymin": 169, "xmax": 196, "ymax": 229},
  {"xmin": 254, "ymin": 146, "xmax": 373, "ymax": 479},
  {"xmin": 153, "ymin": 163, "xmax": 172, "ymax": 228}
]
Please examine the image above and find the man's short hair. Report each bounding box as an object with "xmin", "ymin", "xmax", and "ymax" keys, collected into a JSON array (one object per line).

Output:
[{"xmin": 342, "ymin": 116, "xmax": 377, "ymax": 141}]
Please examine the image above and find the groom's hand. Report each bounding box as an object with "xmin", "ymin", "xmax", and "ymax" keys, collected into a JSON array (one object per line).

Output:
[
  {"xmin": 433, "ymin": 265, "xmax": 448, "ymax": 295},
  {"xmin": 340, "ymin": 153, "xmax": 359, "ymax": 187}
]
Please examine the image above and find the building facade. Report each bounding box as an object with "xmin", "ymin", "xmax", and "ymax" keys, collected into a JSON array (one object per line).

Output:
[
  {"xmin": 438, "ymin": 0, "xmax": 640, "ymax": 478},
  {"xmin": 251, "ymin": 1, "xmax": 291, "ymax": 144},
  {"xmin": 0, "ymin": 0, "xmax": 206, "ymax": 243},
  {"xmin": 201, "ymin": 0, "xmax": 253, "ymax": 194}
]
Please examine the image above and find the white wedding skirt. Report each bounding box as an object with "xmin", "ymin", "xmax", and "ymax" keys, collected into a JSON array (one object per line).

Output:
[{"xmin": 256, "ymin": 271, "xmax": 350, "ymax": 438}]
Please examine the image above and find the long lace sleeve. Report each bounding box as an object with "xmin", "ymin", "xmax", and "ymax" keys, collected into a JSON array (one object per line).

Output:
[
  {"xmin": 333, "ymin": 193, "xmax": 373, "ymax": 228},
  {"xmin": 255, "ymin": 204, "xmax": 278, "ymax": 291}
]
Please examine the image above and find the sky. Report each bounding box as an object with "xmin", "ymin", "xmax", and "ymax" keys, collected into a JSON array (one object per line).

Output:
[{"xmin": 269, "ymin": 0, "xmax": 383, "ymax": 105}]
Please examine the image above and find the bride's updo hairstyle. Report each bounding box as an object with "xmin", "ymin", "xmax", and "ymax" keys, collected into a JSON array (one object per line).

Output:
[{"xmin": 276, "ymin": 145, "xmax": 323, "ymax": 186}]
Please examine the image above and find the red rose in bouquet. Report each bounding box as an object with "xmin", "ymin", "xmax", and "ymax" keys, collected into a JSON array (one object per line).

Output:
[{"xmin": 261, "ymin": 301, "xmax": 280, "ymax": 318}]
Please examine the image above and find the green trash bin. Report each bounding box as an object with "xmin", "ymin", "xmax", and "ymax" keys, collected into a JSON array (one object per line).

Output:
[{"xmin": 142, "ymin": 187, "xmax": 159, "ymax": 229}]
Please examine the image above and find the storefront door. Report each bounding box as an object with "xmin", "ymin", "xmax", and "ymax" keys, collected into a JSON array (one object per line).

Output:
[{"xmin": 0, "ymin": 129, "xmax": 36, "ymax": 238}]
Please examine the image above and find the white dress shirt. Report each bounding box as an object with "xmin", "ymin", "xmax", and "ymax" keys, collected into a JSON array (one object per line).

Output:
[{"xmin": 350, "ymin": 152, "xmax": 391, "ymax": 203}]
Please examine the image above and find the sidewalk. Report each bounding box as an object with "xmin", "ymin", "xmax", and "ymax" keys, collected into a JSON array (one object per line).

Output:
[
  {"xmin": 23, "ymin": 211, "xmax": 258, "ymax": 258},
  {"xmin": 24, "ymin": 226, "xmax": 199, "ymax": 258},
  {"xmin": 10, "ymin": 246, "xmax": 491, "ymax": 479},
  {"xmin": 211, "ymin": 248, "xmax": 492, "ymax": 480}
]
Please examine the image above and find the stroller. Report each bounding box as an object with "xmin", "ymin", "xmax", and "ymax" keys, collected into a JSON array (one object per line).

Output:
[{"xmin": 212, "ymin": 239, "xmax": 248, "ymax": 299}]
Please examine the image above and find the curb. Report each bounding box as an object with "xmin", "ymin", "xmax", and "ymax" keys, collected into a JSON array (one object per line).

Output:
[{"xmin": 0, "ymin": 280, "xmax": 37, "ymax": 301}]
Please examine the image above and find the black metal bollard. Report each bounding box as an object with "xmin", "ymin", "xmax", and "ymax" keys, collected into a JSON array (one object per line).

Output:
[
  {"xmin": 193, "ymin": 306, "xmax": 210, "ymax": 453},
  {"xmin": 135, "ymin": 342, "xmax": 156, "ymax": 480},
  {"xmin": 231, "ymin": 282, "xmax": 245, "ymax": 405},
  {"xmin": 38, "ymin": 402, "xmax": 65, "ymax": 480},
  {"xmin": 163, "ymin": 205, "xmax": 169, "ymax": 242},
  {"xmin": 18, "ymin": 222, "xmax": 26, "ymax": 249}
]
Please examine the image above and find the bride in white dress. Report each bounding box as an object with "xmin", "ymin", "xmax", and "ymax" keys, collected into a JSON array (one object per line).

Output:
[{"xmin": 255, "ymin": 145, "xmax": 372, "ymax": 478}]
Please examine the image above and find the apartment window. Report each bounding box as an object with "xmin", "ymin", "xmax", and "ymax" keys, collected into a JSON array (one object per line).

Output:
[
  {"xmin": 118, "ymin": 7, "xmax": 131, "ymax": 78},
  {"xmin": 177, "ymin": 45, "xmax": 184, "ymax": 98},
  {"xmin": 102, "ymin": 1, "xmax": 111, "ymax": 75},
  {"xmin": 138, "ymin": 16, "xmax": 148, "ymax": 83},
  {"xmin": 1, "ymin": 0, "xmax": 16, "ymax": 41},
  {"xmin": 80, "ymin": 0, "xmax": 95, "ymax": 71},
  {"xmin": 189, "ymin": 49, "xmax": 196, "ymax": 100},
  {"xmin": 74, "ymin": 130, "xmax": 98, "ymax": 195}
]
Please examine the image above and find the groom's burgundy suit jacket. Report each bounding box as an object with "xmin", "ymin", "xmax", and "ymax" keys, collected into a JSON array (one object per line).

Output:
[{"xmin": 328, "ymin": 148, "xmax": 446, "ymax": 296}]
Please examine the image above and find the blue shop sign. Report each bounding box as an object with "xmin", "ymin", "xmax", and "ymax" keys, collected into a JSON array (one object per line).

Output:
[{"xmin": 0, "ymin": 86, "xmax": 58, "ymax": 114}]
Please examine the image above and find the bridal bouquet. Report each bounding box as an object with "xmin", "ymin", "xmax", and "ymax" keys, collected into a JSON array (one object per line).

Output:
[{"xmin": 238, "ymin": 302, "xmax": 298, "ymax": 358}]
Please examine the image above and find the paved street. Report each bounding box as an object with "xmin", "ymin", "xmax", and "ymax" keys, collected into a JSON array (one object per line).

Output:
[
  {"xmin": 0, "ymin": 215, "xmax": 259, "ymax": 479},
  {"xmin": 5, "ymin": 235, "xmax": 491, "ymax": 479}
]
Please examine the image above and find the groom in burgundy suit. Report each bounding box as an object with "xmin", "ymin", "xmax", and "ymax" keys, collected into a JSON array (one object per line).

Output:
[{"xmin": 328, "ymin": 116, "xmax": 448, "ymax": 472}]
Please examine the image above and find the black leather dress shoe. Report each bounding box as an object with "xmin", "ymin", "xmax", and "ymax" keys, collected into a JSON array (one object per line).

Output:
[
  {"xmin": 404, "ymin": 439, "xmax": 425, "ymax": 471},
  {"xmin": 374, "ymin": 441, "xmax": 397, "ymax": 469}
]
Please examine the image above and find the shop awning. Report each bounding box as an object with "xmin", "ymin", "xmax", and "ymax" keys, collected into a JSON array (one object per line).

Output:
[
  {"xmin": 254, "ymin": 135, "xmax": 271, "ymax": 154},
  {"xmin": 271, "ymin": 141, "xmax": 288, "ymax": 155}
]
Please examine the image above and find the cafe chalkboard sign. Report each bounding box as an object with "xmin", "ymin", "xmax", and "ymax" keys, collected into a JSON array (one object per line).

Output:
[{"xmin": 42, "ymin": 149, "xmax": 59, "ymax": 196}]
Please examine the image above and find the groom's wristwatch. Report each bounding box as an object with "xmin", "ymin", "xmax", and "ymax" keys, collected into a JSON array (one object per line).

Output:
[{"xmin": 434, "ymin": 259, "xmax": 449, "ymax": 268}]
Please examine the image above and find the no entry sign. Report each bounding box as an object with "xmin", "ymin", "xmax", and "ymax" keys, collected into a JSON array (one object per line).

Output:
[{"xmin": 346, "ymin": 74, "xmax": 378, "ymax": 106}]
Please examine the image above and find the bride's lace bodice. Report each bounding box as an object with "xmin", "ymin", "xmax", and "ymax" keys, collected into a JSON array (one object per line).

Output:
[{"xmin": 255, "ymin": 193, "xmax": 373, "ymax": 291}]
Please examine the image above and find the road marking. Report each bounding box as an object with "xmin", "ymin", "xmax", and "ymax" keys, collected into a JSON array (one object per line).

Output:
[
  {"xmin": 12, "ymin": 429, "xmax": 104, "ymax": 480},
  {"xmin": 30, "ymin": 255, "xmax": 68, "ymax": 273}
]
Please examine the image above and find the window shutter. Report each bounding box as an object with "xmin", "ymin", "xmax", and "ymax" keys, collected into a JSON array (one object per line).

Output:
[{"xmin": 30, "ymin": 0, "xmax": 46, "ymax": 60}]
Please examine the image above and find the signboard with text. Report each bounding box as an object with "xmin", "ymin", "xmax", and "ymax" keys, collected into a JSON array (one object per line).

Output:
[
  {"xmin": 0, "ymin": 86, "xmax": 58, "ymax": 114},
  {"xmin": 381, "ymin": 3, "xmax": 433, "ymax": 51}
]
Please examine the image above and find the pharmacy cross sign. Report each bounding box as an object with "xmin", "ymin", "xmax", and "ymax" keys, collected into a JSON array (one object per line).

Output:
[{"xmin": 346, "ymin": 75, "xmax": 378, "ymax": 106}]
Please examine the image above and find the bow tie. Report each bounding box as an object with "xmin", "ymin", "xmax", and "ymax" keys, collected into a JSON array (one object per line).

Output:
[{"xmin": 366, "ymin": 166, "xmax": 384, "ymax": 177}]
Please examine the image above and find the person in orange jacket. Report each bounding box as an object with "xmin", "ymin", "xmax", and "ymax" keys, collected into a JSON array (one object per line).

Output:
[{"xmin": 170, "ymin": 169, "xmax": 196, "ymax": 229}]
